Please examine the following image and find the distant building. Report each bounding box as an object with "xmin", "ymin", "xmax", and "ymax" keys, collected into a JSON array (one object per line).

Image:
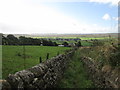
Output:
[
  {"xmin": 69, "ymin": 43, "xmax": 76, "ymax": 47},
  {"xmin": 58, "ymin": 45, "xmax": 64, "ymax": 47}
]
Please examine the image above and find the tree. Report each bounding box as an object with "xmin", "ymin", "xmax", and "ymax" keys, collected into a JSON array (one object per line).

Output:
[
  {"xmin": 7, "ymin": 34, "xmax": 19, "ymax": 45},
  {"xmin": 53, "ymin": 42, "xmax": 58, "ymax": 46},
  {"xmin": 19, "ymin": 36, "xmax": 26, "ymax": 45},
  {"xmin": 2, "ymin": 35, "xmax": 8, "ymax": 45},
  {"xmin": 76, "ymin": 41, "xmax": 82, "ymax": 47},
  {"xmin": 32, "ymin": 39, "xmax": 41, "ymax": 45},
  {"xmin": 48, "ymin": 40, "xmax": 54, "ymax": 46},
  {"xmin": 62, "ymin": 42, "xmax": 68, "ymax": 47},
  {"xmin": 2, "ymin": 34, "xmax": 57, "ymax": 46},
  {"xmin": 42, "ymin": 39, "xmax": 49, "ymax": 46}
]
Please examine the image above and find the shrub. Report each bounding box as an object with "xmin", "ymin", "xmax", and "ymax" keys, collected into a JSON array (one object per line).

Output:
[
  {"xmin": 92, "ymin": 39, "xmax": 104, "ymax": 46},
  {"xmin": 109, "ymin": 52, "xmax": 120, "ymax": 67}
]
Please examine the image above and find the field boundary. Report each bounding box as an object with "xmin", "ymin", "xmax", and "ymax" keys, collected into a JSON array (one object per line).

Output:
[
  {"xmin": 81, "ymin": 56, "xmax": 119, "ymax": 88},
  {"xmin": 1, "ymin": 49, "xmax": 75, "ymax": 89}
]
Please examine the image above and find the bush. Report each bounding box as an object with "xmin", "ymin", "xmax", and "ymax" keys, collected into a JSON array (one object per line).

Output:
[
  {"xmin": 109, "ymin": 52, "xmax": 120, "ymax": 67},
  {"xmin": 92, "ymin": 39, "xmax": 104, "ymax": 46}
]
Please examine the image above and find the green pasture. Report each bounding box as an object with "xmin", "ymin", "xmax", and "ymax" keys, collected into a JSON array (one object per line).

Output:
[
  {"xmin": 80, "ymin": 37, "xmax": 109, "ymax": 40},
  {"xmin": 32, "ymin": 36, "xmax": 110, "ymax": 47},
  {"xmin": 33, "ymin": 36, "xmax": 109, "ymax": 40},
  {"xmin": 2, "ymin": 45, "xmax": 71, "ymax": 79},
  {"xmin": 81, "ymin": 40, "xmax": 93, "ymax": 46}
]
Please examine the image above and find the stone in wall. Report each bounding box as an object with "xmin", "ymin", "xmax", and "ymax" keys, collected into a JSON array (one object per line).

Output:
[{"xmin": 81, "ymin": 56, "xmax": 120, "ymax": 88}]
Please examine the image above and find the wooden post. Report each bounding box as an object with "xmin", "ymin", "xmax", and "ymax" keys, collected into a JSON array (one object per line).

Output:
[
  {"xmin": 46, "ymin": 53, "xmax": 49, "ymax": 60},
  {"xmin": 23, "ymin": 45, "xmax": 26, "ymax": 69},
  {"xmin": 57, "ymin": 52, "xmax": 59, "ymax": 56},
  {"xmin": 39, "ymin": 57, "xmax": 42, "ymax": 63}
]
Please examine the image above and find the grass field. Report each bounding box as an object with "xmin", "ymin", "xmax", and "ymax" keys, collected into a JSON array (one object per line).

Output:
[
  {"xmin": 2, "ymin": 45, "xmax": 71, "ymax": 79},
  {"xmin": 33, "ymin": 36, "xmax": 110, "ymax": 40},
  {"xmin": 32, "ymin": 36, "xmax": 109, "ymax": 46}
]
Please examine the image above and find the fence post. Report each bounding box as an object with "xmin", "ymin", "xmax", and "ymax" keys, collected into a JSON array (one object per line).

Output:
[
  {"xmin": 23, "ymin": 45, "xmax": 26, "ymax": 69},
  {"xmin": 57, "ymin": 52, "xmax": 59, "ymax": 56},
  {"xmin": 46, "ymin": 53, "xmax": 49, "ymax": 60},
  {"xmin": 39, "ymin": 57, "xmax": 42, "ymax": 63}
]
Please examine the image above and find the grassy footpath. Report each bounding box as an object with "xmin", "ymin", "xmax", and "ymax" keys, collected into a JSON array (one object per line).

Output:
[
  {"xmin": 57, "ymin": 49, "xmax": 94, "ymax": 88},
  {"xmin": 2, "ymin": 45, "xmax": 71, "ymax": 79}
]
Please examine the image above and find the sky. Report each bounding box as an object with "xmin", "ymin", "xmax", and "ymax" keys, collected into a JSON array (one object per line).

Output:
[{"xmin": 0, "ymin": 0, "xmax": 119, "ymax": 34}]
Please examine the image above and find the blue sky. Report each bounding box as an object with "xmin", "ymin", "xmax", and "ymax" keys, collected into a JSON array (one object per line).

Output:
[
  {"xmin": 0, "ymin": 0, "xmax": 118, "ymax": 34},
  {"xmin": 43, "ymin": 2, "xmax": 117, "ymax": 27}
]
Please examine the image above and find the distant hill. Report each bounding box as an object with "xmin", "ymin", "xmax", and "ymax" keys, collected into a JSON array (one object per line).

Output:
[{"xmin": 2, "ymin": 33, "xmax": 118, "ymax": 38}]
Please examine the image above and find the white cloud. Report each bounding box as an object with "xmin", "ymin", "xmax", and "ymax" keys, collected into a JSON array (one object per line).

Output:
[
  {"xmin": 89, "ymin": 0, "xmax": 119, "ymax": 6},
  {"xmin": 0, "ymin": 0, "xmax": 117, "ymax": 34},
  {"xmin": 23, "ymin": 0, "xmax": 89, "ymax": 3},
  {"xmin": 113, "ymin": 17, "xmax": 120, "ymax": 21},
  {"xmin": 112, "ymin": 17, "xmax": 119, "ymax": 21},
  {"xmin": 102, "ymin": 13, "xmax": 111, "ymax": 20},
  {"xmin": 0, "ymin": 0, "xmax": 79, "ymax": 34}
]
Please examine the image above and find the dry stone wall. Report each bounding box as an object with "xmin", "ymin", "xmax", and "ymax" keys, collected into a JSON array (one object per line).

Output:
[
  {"xmin": 81, "ymin": 57, "xmax": 120, "ymax": 88},
  {"xmin": 2, "ymin": 50, "xmax": 75, "ymax": 89}
]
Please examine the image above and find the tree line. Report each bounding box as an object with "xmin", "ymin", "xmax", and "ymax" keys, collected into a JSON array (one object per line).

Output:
[
  {"xmin": 2, "ymin": 34, "xmax": 82, "ymax": 47},
  {"xmin": 2, "ymin": 34, "xmax": 58, "ymax": 46}
]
